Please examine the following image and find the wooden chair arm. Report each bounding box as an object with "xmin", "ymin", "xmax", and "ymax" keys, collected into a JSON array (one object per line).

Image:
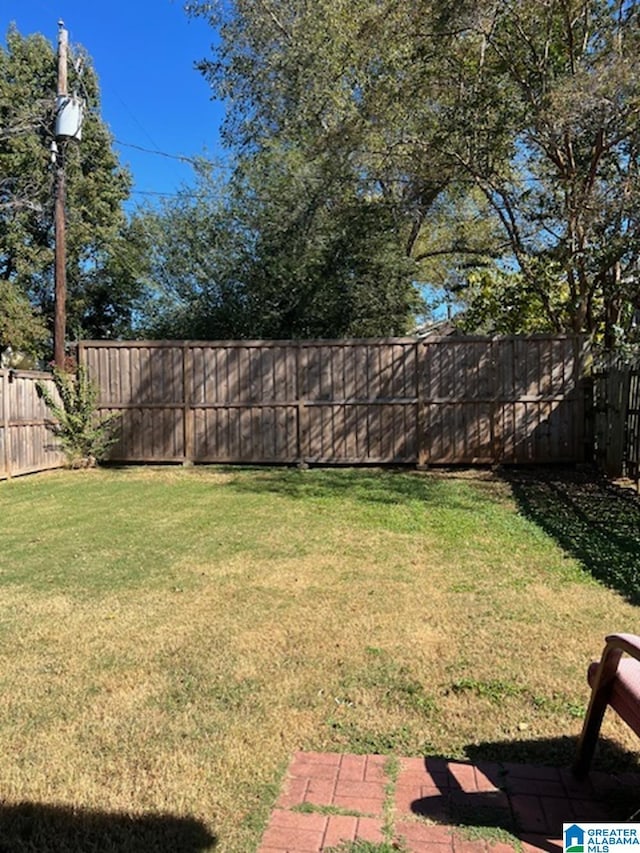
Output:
[
  {"xmin": 573, "ymin": 633, "xmax": 640, "ymax": 778},
  {"xmin": 603, "ymin": 634, "xmax": 640, "ymax": 662},
  {"xmin": 593, "ymin": 634, "xmax": 640, "ymax": 689}
]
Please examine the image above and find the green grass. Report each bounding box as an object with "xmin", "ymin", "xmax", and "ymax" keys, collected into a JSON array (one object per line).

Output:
[
  {"xmin": 0, "ymin": 465, "xmax": 639, "ymax": 852},
  {"xmin": 293, "ymin": 802, "xmax": 368, "ymax": 817},
  {"xmin": 453, "ymin": 822, "xmax": 523, "ymax": 852},
  {"xmin": 326, "ymin": 842, "xmax": 408, "ymax": 852}
]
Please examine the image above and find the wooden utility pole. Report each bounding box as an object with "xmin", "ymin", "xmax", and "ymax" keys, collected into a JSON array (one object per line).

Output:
[{"xmin": 53, "ymin": 20, "xmax": 68, "ymax": 369}]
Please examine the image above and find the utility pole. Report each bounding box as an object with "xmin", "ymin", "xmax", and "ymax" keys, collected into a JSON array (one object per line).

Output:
[{"xmin": 53, "ymin": 20, "xmax": 68, "ymax": 369}]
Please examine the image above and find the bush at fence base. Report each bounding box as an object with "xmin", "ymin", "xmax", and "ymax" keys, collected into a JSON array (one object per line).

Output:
[{"xmin": 36, "ymin": 366, "xmax": 120, "ymax": 468}]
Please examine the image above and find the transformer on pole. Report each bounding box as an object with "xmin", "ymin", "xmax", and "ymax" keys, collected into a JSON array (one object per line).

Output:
[{"xmin": 55, "ymin": 94, "xmax": 84, "ymax": 142}]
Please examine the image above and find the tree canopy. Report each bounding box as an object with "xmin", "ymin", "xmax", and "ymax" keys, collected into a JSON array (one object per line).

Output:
[
  {"xmin": 182, "ymin": 0, "xmax": 640, "ymax": 347},
  {"xmin": 136, "ymin": 155, "xmax": 421, "ymax": 341},
  {"xmin": 0, "ymin": 26, "xmax": 137, "ymax": 355},
  {"xmin": 5, "ymin": 5, "xmax": 639, "ymax": 350},
  {"xmin": 459, "ymin": 0, "xmax": 640, "ymax": 346}
]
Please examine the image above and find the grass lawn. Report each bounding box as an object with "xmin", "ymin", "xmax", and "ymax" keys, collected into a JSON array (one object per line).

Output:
[{"xmin": 0, "ymin": 465, "xmax": 639, "ymax": 852}]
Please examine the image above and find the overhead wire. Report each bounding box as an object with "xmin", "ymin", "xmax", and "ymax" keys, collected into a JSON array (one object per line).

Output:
[
  {"xmin": 66, "ymin": 36, "xmax": 232, "ymax": 199},
  {"xmin": 67, "ymin": 37, "xmax": 547, "ymax": 207},
  {"xmin": 113, "ymin": 139, "xmax": 233, "ymax": 172},
  {"xmin": 128, "ymin": 188, "xmax": 227, "ymax": 200}
]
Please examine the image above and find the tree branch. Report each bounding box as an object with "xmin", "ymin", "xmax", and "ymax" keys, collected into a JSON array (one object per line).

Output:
[
  {"xmin": 413, "ymin": 244, "xmax": 509, "ymax": 263},
  {"xmin": 254, "ymin": 0, "xmax": 292, "ymax": 42}
]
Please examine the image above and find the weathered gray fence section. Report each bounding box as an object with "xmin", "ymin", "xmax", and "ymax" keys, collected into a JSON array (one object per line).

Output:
[
  {"xmin": 422, "ymin": 336, "xmax": 587, "ymax": 464},
  {"xmin": 79, "ymin": 336, "xmax": 587, "ymax": 466},
  {"xmin": 628, "ymin": 369, "xmax": 640, "ymax": 483},
  {"xmin": 0, "ymin": 369, "xmax": 64, "ymax": 479},
  {"xmin": 593, "ymin": 359, "xmax": 640, "ymax": 481}
]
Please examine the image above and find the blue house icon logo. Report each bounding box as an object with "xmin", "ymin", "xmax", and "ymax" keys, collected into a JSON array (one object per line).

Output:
[{"xmin": 565, "ymin": 824, "xmax": 585, "ymax": 853}]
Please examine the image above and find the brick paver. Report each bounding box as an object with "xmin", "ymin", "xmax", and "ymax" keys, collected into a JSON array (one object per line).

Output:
[{"xmin": 257, "ymin": 751, "xmax": 640, "ymax": 853}]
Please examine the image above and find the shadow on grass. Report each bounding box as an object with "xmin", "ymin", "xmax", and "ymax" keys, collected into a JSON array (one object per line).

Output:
[
  {"xmin": 224, "ymin": 467, "xmax": 441, "ymax": 505},
  {"xmin": 464, "ymin": 734, "xmax": 640, "ymax": 775},
  {"xmin": 219, "ymin": 466, "xmax": 503, "ymax": 511},
  {"xmin": 0, "ymin": 802, "xmax": 216, "ymax": 853},
  {"xmin": 503, "ymin": 467, "xmax": 640, "ymax": 605}
]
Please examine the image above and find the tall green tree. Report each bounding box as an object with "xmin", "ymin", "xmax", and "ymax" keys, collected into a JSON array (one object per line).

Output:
[
  {"xmin": 450, "ymin": 0, "xmax": 640, "ymax": 344},
  {"xmin": 0, "ymin": 279, "xmax": 47, "ymax": 356},
  {"xmin": 0, "ymin": 26, "xmax": 136, "ymax": 350},
  {"xmin": 135, "ymin": 155, "xmax": 421, "ymax": 340},
  {"xmin": 186, "ymin": 0, "xmax": 466, "ymax": 257},
  {"xmin": 184, "ymin": 0, "xmax": 534, "ymax": 335},
  {"xmin": 187, "ymin": 0, "xmax": 640, "ymax": 346},
  {"xmin": 133, "ymin": 177, "xmax": 247, "ymax": 340},
  {"xmin": 180, "ymin": 0, "xmax": 485, "ymax": 338}
]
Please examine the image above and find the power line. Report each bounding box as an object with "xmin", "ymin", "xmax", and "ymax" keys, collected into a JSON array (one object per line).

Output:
[
  {"xmin": 68, "ymin": 38, "xmax": 168, "ymax": 156},
  {"xmin": 65, "ymin": 40, "xmax": 231, "ymax": 177},
  {"xmin": 128, "ymin": 188, "xmax": 225, "ymax": 199},
  {"xmin": 130, "ymin": 189, "xmax": 184, "ymax": 198},
  {"xmin": 111, "ymin": 93, "xmax": 163, "ymax": 153},
  {"xmin": 114, "ymin": 138, "xmax": 232, "ymax": 169},
  {"xmin": 115, "ymin": 139, "xmax": 190, "ymax": 162}
]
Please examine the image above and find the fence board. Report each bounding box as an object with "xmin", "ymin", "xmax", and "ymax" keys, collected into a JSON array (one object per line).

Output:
[
  {"xmin": 419, "ymin": 336, "xmax": 587, "ymax": 464},
  {"xmin": 0, "ymin": 369, "xmax": 65, "ymax": 479},
  {"xmin": 592, "ymin": 358, "xmax": 640, "ymax": 481},
  {"xmin": 79, "ymin": 336, "xmax": 588, "ymax": 467}
]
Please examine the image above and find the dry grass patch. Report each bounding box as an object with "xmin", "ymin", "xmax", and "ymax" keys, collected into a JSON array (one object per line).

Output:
[{"xmin": 0, "ymin": 466, "xmax": 639, "ymax": 851}]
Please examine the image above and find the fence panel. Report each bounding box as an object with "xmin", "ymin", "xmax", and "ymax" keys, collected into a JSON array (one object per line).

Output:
[
  {"xmin": 300, "ymin": 340, "xmax": 417, "ymax": 463},
  {"xmin": 420, "ymin": 336, "xmax": 587, "ymax": 464},
  {"xmin": 190, "ymin": 342, "xmax": 299, "ymax": 462},
  {"xmin": 0, "ymin": 369, "xmax": 64, "ymax": 479},
  {"xmin": 80, "ymin": 336, "xmax": 587, "ymax": 467},
  {"xmin": 421, "ymin": 338, "xmax": 495, "ymax": 463},
  {"xmin": 592, "ymin": 358, "xmax": 640, "ymax": 481},
  {"xmin": 81, "ymin": 341, "xmax": 186, "ymax": 462},
  {"xmin": 627, "ymin": 369, "xmax": 640, "ymax": 483}
]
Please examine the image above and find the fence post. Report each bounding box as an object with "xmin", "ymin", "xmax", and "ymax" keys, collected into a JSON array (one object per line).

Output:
[
  {"xmin": 582, "ymin": 373, "xmax": 594, "ymax": 463},
  {"xmin": 605, "ymin": 366, "xmax": 631, "ymax": 478},
  {"xmin": 490, "ymin": 338, "xmax": 500, "ymax": 463},
  {"xmin": 573, "ymin": 335, "xmax": 587, "ymax": 464},
  {"xmin": 295, "ymin": 342, "xmax": 306, "ymax": 466},
  {"xmin": 182, "ymin": 342, "xmax": 194, "ymax": 465},
  {"xmin": 415, "ymin": 340, "xmax": 426, "ymax": 467},
  {"xmin": 1, "ymin": 369, "xmax": 10, "ymax": 478},
  {"xmin": 627, "ymin": 369, "xmax": 640, "ymax": 489}
]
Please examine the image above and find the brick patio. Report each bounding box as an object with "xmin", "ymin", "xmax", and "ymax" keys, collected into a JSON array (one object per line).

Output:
[{"xmin": 258, "ymin": 751, "xmax": 640, "ymax": 852}]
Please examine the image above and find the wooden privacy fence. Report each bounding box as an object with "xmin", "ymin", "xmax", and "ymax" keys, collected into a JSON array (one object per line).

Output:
[
  {"xmin": 592, "ymin": 359, "xmax": 640, "ymax": 482},
  {"xmin": 79, "ymin": 336, "xmax": 588, "ymax": 466},
  {"xmin": 0, "ymin": 369, "xmax": 64, "ymax": 479}
]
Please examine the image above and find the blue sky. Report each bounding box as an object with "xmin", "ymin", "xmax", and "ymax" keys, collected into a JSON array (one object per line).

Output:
[{"xmin": 3, "ymin": 0, "xmax": 226, "ymax": 207}]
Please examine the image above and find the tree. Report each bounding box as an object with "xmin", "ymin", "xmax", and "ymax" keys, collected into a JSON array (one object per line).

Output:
[
  {"xmin": 226, "ymin": 147, "xmax": 422, "ymax": 338},
  {"xmin": 186, "ymin": 0, "xmax": 466, "ymax": 258},
  {"xmin": 182, "ymin": 0, "xmax": 501, "ymax": 338},
  {"xmin": 131, "ymin": 174, "xmax": 249, "ymax": 340},
  {"xmin": 67, "ymin": 218, "xmax": 151, "ymax": 340},
  {"xmin": 0, "ymin": 279, "xmax": 47, "ymax": 356},
  {"xmin": 135, "ymin": 155, "xmax": 422, "ymax": 340},
  {"xmin": 453, "ymin": 0, "xmax": 640, "ymax": 345},
  {"xmin": 186, "ymin": 0, "xmax": 640, "ymax": 346},
  {"xmin": 0, "ymin": 26, "xmax": 134, "ymax": 348}
]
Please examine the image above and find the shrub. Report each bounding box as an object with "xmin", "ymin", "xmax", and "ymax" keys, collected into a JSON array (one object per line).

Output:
[{"xmin": 37, "ymin": 365, "xmax": 120, "ymax": 468}]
